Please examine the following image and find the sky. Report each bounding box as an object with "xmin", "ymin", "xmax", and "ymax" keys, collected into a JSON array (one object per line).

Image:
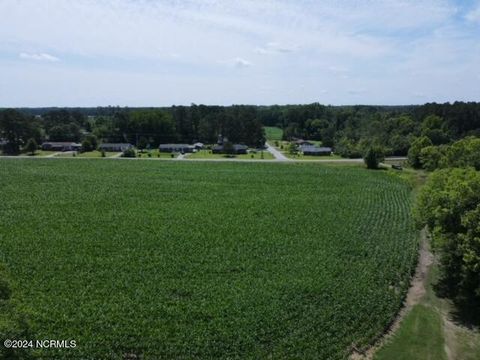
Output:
[{"xmin": 0, "ymin": 0, "xmax": 479, "ymax": 107}]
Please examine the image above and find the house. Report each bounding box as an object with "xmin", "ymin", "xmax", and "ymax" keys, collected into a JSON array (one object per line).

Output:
[
  {"xmin": 98, "ymin": 143, "xmax": 133, "ymax": 152},
  {"xmin": 41, "ymin": 142, "xmax": 82, "ymax": 151},
  {"xmin": 300, "ymin": 145, "xmax": 332, "ymax": 156},
  {"xmin": 193, "ymin": 142, "xmax": 204, "ymax": 150},
  {"xmin": 212, "ymin": 144, "xmax": 248, "ymax": 154},
  {"xmin": 158, "ymin": 144, "xmax": 195, "ymax": 153},
  {"xmin": 295, "ymin": 139, "xmax": 314, "ymax": 146}
]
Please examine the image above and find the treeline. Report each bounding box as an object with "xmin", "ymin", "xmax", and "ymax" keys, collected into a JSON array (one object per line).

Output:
[
  {"xmin": 416, "ymin": 166, "xmax": 480, "ymax": 319},
  {"xmin": 0, "ymin": 105, "xmax": 265, "ymax": 154},
  {"xmin": 259, "ymin": 102, "xmax": 480, "ymax": 157},
  {"xmin": 2, "ymin": 102, "xmax": 480, "ymax": 156}
]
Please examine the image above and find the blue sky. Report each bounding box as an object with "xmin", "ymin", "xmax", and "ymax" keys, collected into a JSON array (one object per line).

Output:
[{"xmin": 0, "ymin": 0, "xmax": 479, "ymax": 106}]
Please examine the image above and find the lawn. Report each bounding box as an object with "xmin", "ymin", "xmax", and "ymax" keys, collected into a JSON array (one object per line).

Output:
[
  {"xmin": 375, "ymin": 305, "xmax": 447, "ymax": 360},
  {"xmin": 287, "ymin": 153, "xmax": 344, "ymax": 160},
  {"xmin": 0, "ymin": 160, "xmax": 417, "ymax": 359},
  {"xmin": 187, "ymin": 149, "xmax": 274, "ymax": 160},
  {"xmin": 5, "ymin": 150, "xmax": 59, "ymax": 157},
  {"xmin": 264, "ymin": 126, "xmax": 283, "ymax": 141},
  {"xmin": 375, "ymin": 244, "xmax": 480, "ymax": 360},
  {"xmin": 78, "ymin": 150, "xmax": 121, "ymax": 158}
]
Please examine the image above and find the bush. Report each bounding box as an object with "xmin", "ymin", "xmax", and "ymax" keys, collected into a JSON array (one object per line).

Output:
[
  {"xmin": 363, "ymin": 146, "xmax": 385, "ymax": 169},
  {"xmin": 101, "ymin": 149, "xmax": 106, "ymax": 157},
  {"xmin": 122, "ymin": 148, "xmax": 136, "ymax": 158}
]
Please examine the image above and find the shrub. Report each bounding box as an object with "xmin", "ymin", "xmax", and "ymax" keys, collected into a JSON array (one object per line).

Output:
[{"xmin": 122, "ymin": 148, "xmax": 136, "ymax": 158}]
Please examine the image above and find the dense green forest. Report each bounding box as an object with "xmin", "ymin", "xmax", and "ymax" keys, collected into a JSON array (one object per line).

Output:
[{"xmin": 1, "ymin": 102, "xmax": 480, "ymax": 157}]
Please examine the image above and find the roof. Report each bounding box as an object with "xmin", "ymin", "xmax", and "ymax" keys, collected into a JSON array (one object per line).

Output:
[
  {"xmin": 159, "ymin": 144, "xmax": 193, "ymax": 148},
  {"xmin": 99, "ymin": 143, "xmax": 132, "ymax": 147},
  {"xmin": 42, "ymin": 142, "xmax": 81, "ymax": 146},
  {"xmin": 213, "ymin": 144, "xmax": 248, "ymax": 150},
  {"xmin": 301, "ymin": 145, "xmax": 332, "ymax": 152},
  {"xmin": 295, "ymin": 140, "xmax": 313, "ymax": 145}
]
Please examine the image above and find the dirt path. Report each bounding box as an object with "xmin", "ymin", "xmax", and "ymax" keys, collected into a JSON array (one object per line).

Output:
[{"xmin": 351, "ymin": 228, "xmax": 432, "ymax": 359}]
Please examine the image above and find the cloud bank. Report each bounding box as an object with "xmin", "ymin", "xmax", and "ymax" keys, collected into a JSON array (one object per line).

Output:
[{"xmin": 0, "ymin": 0, "xmax": 479, "ymax": 106}]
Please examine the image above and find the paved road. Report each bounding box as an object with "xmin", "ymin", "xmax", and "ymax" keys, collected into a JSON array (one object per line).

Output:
[
  {"xmin": 0, "ymin": 154, "xmax": 407, "ymax": 164},
  {"xmin": 265, "ymin": 142, "xmax": 290, "ymax": 161}
]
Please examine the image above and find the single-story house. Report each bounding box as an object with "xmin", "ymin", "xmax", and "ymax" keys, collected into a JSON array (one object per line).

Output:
[
  {"xmin": 295, "ymin": 140, "xmax": 314, "ymax": 146},
  {"xmin": 98, "ymin": 143, "xmax": 133, "ymax": 152},
  {"xmin": 158, "ymin": 144, "xmax": 195, "ymax": 153},
  {"xmin": 300, "ymin": 145, "xmax": 332, "ymax": 156},
  {"xmin": 41, "ymin": 142, "xmax": 82, "ymax": 151},
  {"xmin": 212, "ymin": 144, "xmax": 248, "ymax": 154}
]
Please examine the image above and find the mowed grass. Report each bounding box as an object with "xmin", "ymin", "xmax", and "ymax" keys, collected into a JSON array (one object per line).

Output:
[
  {"xmin": 0, "ymin": 160, "xmax": 418, "ymax": 359},
  {"xmin": 375, "ymin": 305, "xmax": 447, "ymax": 360},
  {"xmin": 264, "ymin": 126, "xmax": 283, "ymax": 141},
  {"xmin": 187, "ymin": 149, "xmax": 274, "ymax": 160}
]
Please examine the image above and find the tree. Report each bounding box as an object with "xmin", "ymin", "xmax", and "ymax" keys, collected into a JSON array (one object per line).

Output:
[
  {"xmin": 363, "ymin": 146, "xmax": 385, "ymax": 169},
  {"xmin": 81, "ymin": 139, "xmax": 93, "ymax": 152},
  {"xmin": 24, "ymin": 138, "xmax": 37, "ymax": 155},
  {"xmin": 85, "ymin": 134, "xmax": 98, "ymax": 149},
  {"xmin": 441, "ymin": 137, "xmax": 480, "ymax": 170},
  {"xmin": 416, "ymin": 168, "xmax": 480, "ymax": 302},
  {"xmin": 137, "ymin": 136, "xmax": 149, "ymax": 151},
  {"xmin": 223, "ymin": 141, "xmax": 235, "ymax": 156},
  {"xmin": 288, "ymin": 143, "xmax": 298, "ymax": 157},
  {"xmin": 0, "ymin": 109, "xmax": 41, "ymax": 155},
  {"xmin": 419, "ymin": 145, "xmax": 446, "ymax": 171},
  {"xmin": 407, "ymin": 136, "xmax": 433, "ymax": 168},
  {"xmin": 129, "ymin": 110, "xmax": 176, "ymax": 146}
]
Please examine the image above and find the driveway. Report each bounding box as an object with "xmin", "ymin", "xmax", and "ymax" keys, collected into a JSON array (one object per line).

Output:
[{"xmin": 265, "ymin": 142, "xmax": 290, "ymax": 161}]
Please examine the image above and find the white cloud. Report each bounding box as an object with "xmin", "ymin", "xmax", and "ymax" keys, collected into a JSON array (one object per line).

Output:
[
  {"xmin": 19, "ymin": 52, "xmax": 60, "ymax": 62},
  {"xmin": 0, "ymin": 0, "xmax": 478, "ymax": 106}
]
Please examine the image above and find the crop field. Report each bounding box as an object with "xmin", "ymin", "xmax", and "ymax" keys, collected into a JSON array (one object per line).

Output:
[{"xmin": 0, "ymin": 159, "xmax": 418, "ymax": 359}]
